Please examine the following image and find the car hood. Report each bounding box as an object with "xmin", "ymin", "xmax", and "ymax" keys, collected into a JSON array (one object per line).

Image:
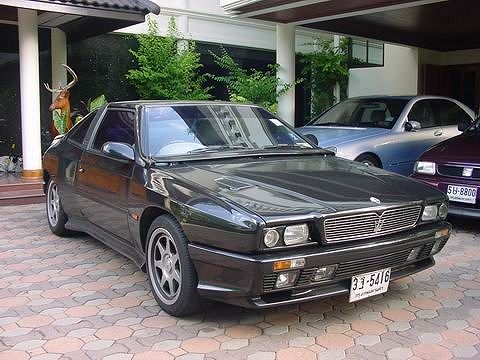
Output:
[
  {"xmin": 164, "ymin": 155, "xmax": 443, "ymax": 223},
  {"xmin": 297, "ymin": 126, "xmax": 390, "ymax": 147},
  {"xmin": 421, "ymin": 132, "xmax": 480, "ymax": 164}
]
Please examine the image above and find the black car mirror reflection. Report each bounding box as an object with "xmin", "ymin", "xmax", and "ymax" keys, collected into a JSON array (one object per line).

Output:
[
  {"xmin": 102, "ymin": 142, "xmax": 135, "ymax": 161},
  {"xmin": 458, "ymin": 120, "xmax": 471, "ymax": 132}
]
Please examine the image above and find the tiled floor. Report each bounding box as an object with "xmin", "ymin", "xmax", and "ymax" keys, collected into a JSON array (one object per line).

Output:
[{"xmin": 0, "ymin": 204, "xmax": 479, "ymax": 360}]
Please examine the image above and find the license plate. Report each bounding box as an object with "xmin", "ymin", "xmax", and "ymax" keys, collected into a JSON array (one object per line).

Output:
[
  {"xmin": 349, "ymin": 268, "xmax": 391, "ymax": 302},
  {"xmin": 447, "ymin": 185, "xmax": 477, "ymax": 204}
]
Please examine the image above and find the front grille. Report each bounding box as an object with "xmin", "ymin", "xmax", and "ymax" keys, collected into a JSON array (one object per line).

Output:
[
  {"xmin": 262, "ymin": 242, "xmax": 437, "ymax": 292},
  {"xmin": 438, "ymin": 165, "xmax": 480, "ymax": 179},
  {"xmin": 323, "ymin": 205, "xmax": 421, "ymax": 243}
]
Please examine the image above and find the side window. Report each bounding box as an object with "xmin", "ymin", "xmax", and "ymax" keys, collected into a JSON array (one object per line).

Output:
[
  {"xmin": 431, "ymin": 99, "xmax": 472, "ymax": 126},
  {"xmin": 92, "ymin": 110, "xmax": 135, "ymax": 151},
  {"xmin": 68, "ymin": 110, "xmax": 97, "ymax": 146},
  {"xmin": 408, "ymin": 101, "xmax": 439, "ymax": 129}
]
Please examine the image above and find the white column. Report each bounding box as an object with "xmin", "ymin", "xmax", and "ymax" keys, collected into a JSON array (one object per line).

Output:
[
  {"xmin": 177, "ymin": 0, "xmax": 189, "ymax": 52},
  {"xmin": 276, "ymin": 24, "xmax": 295, "ymax": 126},
  {"xmin": 18, "ymin": 9, "xmax": 42, "ymax": 179},
  {"xmin": 51, "ymin": 28, "xmax": 67, "ymax": 103},
  {"xmin": 333, "ymin": 35, "xmax": 341, "ymax": 104}
]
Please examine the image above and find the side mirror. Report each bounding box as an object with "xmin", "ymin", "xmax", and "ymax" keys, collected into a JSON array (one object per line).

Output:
[
  {"xmin": 304, "ymin": 134, "xmax": 318, "ymax": 146},
  {"xmin": 458, "ymin": 120, "xmax": 471, "ymax": 132},
  {"xmin": 102, "ymin": 142, "xmax": 134, "ymax": 161},
  {"xmin": 405, "ymin": 120, "xmax": 421, "ymax": 132}
]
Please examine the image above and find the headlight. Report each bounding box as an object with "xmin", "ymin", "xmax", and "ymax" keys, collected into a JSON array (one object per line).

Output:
[
  {"xmin": 422, "ymin": 205, "xmax": 438, "ymax": 221},
  {"xmin": 284, "ymin": 224, "xmax": 309, "ymax": 245},
  {"xmin": 324, "ymin": 146, "xmax": 337, "ymax": 155},
  {"xmin": 414, "ymin": 161, "xmax": 436, "ymax": 175},
  {"xmin": 438, "ymin": 203, "xmax": 448, "ymax": 219},
  {"xmin": 422, "ymin": 202, "xmax": 448, "ymax": 222},
  {"xmin": 264, "ymin": 229, "xmax": 280, "ymax": 248}
]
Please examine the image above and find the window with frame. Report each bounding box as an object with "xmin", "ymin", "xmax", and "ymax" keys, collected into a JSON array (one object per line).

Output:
[
  {"xmin": 68, "ymin": 110, "xmax": 97, "ymax": 146},
  {"xmin": 431, "ymin": 99, "xmax": 472, "ymax": 126},
  {"xmin": 92, "ymin": 110, "xmax": 135, "ymax": 151},
  {"xmin": 408, "ymin": 101, "xmax": 439, "ymax": 129},
  {"xmin": 349, "ymin": 38, "xmax": 384, "ymax": 68}
]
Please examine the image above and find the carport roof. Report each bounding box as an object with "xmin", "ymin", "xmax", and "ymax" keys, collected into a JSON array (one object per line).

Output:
[
  {"xmin": 222, "ymin": 0, "xmax": 480, "ymax": 51},
  {"xmin": 0, "ymin": 0, "xmax": 160, "ymax": 52}
]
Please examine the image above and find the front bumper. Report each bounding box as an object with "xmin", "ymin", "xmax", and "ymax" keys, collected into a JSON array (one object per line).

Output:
[{"xmin": 189, "ymin": 222, "xmax": 451, "ymax": 308}]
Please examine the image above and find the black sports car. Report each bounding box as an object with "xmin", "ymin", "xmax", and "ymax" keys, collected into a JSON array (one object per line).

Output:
[{"xmin": 43, "ymin": 101, "xmax": 451, "ymax": 316}]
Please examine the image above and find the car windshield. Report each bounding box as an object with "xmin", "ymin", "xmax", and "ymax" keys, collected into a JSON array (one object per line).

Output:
[
  {"xmin": 143, "ymin": 104, "xmax": 313, "ymax": 158},
  {"xmin": 310, "ymin": 98, "xmax": 409, "ymax": 129}
]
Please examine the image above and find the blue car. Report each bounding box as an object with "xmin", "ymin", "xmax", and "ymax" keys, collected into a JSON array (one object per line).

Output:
[{"xmin": 297, "ymin": 96, "xmax": 475, "ymax": 176}]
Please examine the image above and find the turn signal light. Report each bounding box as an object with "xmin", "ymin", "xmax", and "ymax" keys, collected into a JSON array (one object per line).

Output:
[{"xmin": 273, "ymin": 258, "xmax": 305, "ymax": 271}]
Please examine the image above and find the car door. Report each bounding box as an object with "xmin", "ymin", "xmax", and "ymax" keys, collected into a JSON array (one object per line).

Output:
[
  {"xmin": 431, "ymin": 99, "xmax": 474, "ymax": 139},
  {"xmin": 75, "ymin": 108, "xmax": 136, "ymax": 241},
  {"xmin": 393, "ymin": 99, "xmax": 444, "ymax": 175},
  {"xmin": 58, "ymin": 110, "xmax": 98, "ymax": 218}
]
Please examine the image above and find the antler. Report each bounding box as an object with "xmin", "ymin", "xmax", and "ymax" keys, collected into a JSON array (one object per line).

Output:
[
  {"xmin": 43, "ymin": 64, "xmax": 78, "ymax": 93},
  {"xmin": 62, "ymin": 64, "xmax": 78, "ymax": 90}
]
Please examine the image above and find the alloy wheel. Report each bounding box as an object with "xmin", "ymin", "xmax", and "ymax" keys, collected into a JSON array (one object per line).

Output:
[
  {"xmin": 148, "ymin": 228, "xmax": 182, "ymax": 305},
  {"xmin": 47, "ymin": 181, "xmax": 60, "ymax": 227}
]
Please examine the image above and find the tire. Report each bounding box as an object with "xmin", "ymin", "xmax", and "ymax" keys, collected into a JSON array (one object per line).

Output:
[
  {"xmin": 46, "ymin": 179, "xmax": 70, "ymax": 236},
  {"xmin": 145, "ymin": 215, "xmax": 206, "ymax": 316},
  {"xmin": 355, "ymin": 154, "xmax": 381, "ymax": 168}
]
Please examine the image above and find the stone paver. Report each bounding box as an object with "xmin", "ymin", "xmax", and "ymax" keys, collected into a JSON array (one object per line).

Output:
[{"xmin": 0, "ymin": 204, "xmax": 479, "ymax": 359}]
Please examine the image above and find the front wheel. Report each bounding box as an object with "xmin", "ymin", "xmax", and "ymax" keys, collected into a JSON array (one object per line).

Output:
[
  {"xmin": 46, "ymin": 179, "xmax": 69, "ymax": 236},
  {"xmin": 355, "ymin": 154, "xmax": 382, "ymax": 168},
  {"xmin": 146, "ymin": 215, "xmax": 206, "ymax": 316}
]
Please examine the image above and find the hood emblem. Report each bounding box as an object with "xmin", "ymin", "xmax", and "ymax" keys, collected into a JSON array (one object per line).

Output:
[
  {"xmin": 370, "ymin": 197, "xmax": 381, "ymax": 204},
  {"xmin": 462, "ymin": 167, "xmax": 473, "ymax": 177}
]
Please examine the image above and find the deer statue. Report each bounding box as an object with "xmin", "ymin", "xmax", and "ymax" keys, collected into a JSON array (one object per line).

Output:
[{"xmin": 44, "ymin": 64, "xmax": 78, "ymax": 140}]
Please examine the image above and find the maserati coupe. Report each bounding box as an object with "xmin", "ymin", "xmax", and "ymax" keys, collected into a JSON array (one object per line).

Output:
[{"xmin": 43, "ymin": 101, "xmax": 452, "ymax": 316}]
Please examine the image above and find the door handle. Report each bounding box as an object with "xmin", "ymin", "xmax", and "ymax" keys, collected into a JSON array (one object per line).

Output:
[
  {"xmin": 434, "ymin": 129, "xmax": 443, "ymax": 136},
  {"xmin": 78, "ymin": 167, "xmax": 85, "ymax": 173}
]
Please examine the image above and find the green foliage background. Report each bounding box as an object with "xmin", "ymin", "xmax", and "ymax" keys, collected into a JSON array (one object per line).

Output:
[
  {"xmin": 300, "ymin": 38, "xmax": 349, "ymax": 117},
  {"xmin": 209, "ymin": 47, "xmax": 296, "ymax": 113},
  {"xmin": 126, "ymin": 18, "xmax": 211, "ymax": 100}
]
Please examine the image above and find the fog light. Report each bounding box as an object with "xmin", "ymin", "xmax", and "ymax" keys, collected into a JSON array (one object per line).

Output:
[
  {"xmin": 438, "ymin": 203, "xmax": 448, "ymax": 219},
  {"xmin": 313, "ymin": 265, "xmax": 338, "ymax": 282},
  {"xmin": 431, "ymin": 240, "xmax": 443, "ymax": 255},
  {"xmin": 407, "ymin": 246, "xmax": 422, "ymax": 261},
  {"xmin": 422, "ymin": 205, "xmax": 438, "ymax": 221},
  {"xmin": 264, "ymin": 229, "xmax": 280, "ymax": 248},
  {"xmin": 275, "ymin": 271, "xmax": 299, "ymax": 289},
  {"xmin": 273, "ymin": 258, "xmax": 305, "ymax": 271}
]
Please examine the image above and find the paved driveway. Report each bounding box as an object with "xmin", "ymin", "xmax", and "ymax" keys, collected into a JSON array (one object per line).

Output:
[{"xmin": 0, "ymin": 204, "xmax": 479, "ymax": 360}]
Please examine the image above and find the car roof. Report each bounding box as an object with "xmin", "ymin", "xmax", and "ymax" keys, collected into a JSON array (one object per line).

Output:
[{"xmin": 107, "ymin": 100, "xmax": 256, "ymax": 109}]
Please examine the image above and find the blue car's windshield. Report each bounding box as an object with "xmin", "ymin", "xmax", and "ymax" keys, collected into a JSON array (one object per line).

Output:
[
  {"xmin": 143, "ymin": 104, "xmax": 313, "ymax": 158},
  {"xmin": 311, "ymin": 98, "xmax": 409, "ymax": 129}
]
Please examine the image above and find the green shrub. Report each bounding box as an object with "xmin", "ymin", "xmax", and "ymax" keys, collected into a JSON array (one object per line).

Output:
[
  {"xmin": 210, "ymin": 47, "xmax": 295, "ymax": 113},
  {"xmin": 126, "ymin": 18, "xmax": 211, "ymax": 100}
]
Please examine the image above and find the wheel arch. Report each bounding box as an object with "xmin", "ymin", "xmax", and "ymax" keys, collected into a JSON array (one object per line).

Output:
[
  {"xmin": 139, "ymin": 206, "xmax": 171, "ymax": 253},
  {"xmin": 355, "ymin": 152, "xmax": 383, "ymax": 168}
]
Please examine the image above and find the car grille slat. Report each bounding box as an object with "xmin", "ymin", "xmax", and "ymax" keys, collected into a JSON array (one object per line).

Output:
[
  {"xmin": 323, "ymin": 205, "xmax": 422, "ymax": 243},
  {"xmin": 438, "ymin": 165, "xmax": 480, "ymax": 179}
]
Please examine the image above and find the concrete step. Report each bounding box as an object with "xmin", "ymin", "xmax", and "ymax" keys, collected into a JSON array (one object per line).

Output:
[{"xmin": 0, "ymin": 176, "xmax": 45, "ymax": 206}]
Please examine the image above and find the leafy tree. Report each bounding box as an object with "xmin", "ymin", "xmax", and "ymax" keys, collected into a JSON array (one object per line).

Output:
[
  {"xmin": 126, "ymin": 18, "xmax": 211, "ymax": 100},
  {"xmin": 300, "ymin": 38, "xmax": 349, "ymax": 117},
  {"xmin": 210, "ymin": 47, "xmax": 295, "ymax": 113}
]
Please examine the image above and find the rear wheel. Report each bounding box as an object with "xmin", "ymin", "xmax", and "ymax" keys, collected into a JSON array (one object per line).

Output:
[
  {"xmin": 355, "ymin": 154, "xmax": 381, "ymax": 168},
  {"xmin": 46, "ymin": 179, "xmax": 69, "ymax": 236},
  {"xmin": 146, "ymin": 215, "xmax": 206, "ymax": 316}
]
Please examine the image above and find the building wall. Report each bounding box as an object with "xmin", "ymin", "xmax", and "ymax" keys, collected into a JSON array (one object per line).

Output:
[
  {"xmin": 348, "ymin": 44, "xmax": 419, "ymax": 97},
  {"xmin": 118, "ymin": 0, "xmax": 330, "ymax": 53}
]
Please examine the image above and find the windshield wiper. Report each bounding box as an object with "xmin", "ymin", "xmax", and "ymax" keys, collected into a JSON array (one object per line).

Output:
[
  {"xmin": 188, "ymin": 145, "xmax": 247, "ymax": 154},
  {"xmin": 262, "ymin": 144, "xmax": 312, "ymax": 150},
  {"xmin": 314, "ymin": 122, "xmax": 348, "ymax": 127}
]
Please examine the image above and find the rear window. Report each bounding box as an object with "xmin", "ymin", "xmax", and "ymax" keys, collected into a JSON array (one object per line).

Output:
[{"xmin": 68, "ymin": 110, "xmax": 97, "ymax": 146}]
